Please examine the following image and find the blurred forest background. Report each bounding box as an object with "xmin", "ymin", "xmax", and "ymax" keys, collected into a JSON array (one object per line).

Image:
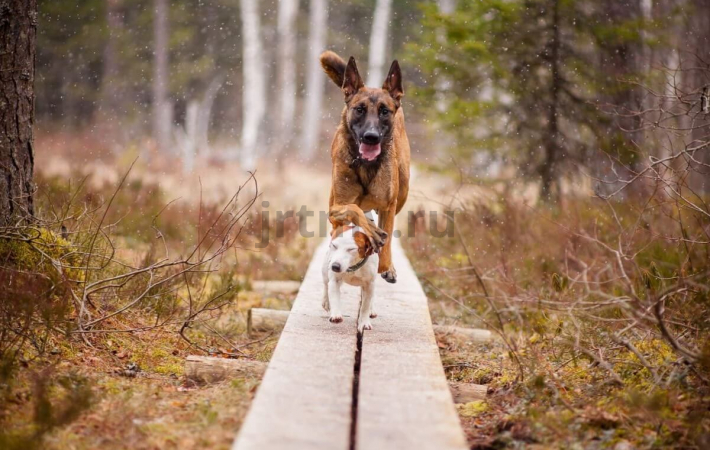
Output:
[
  {"xmin": 1, "ymin": 0, "xmax": 709, "ymax": 449},
  {"xmin": 33, "ymin": 0, "xmax": 710, "ymax": 199}
]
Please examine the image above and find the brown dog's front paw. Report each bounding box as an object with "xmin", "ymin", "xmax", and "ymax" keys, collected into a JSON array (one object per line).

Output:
[
  {"xmin": 381, "ymin": 270, "xmax": 397, "ymax": 284},
  {"xmin": 370, "ymin": 227, "xmax": 388, "ymax": 252}
]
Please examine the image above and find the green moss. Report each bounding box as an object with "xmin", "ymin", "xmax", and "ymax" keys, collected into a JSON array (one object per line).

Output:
[
  {"xmin": 0, "ymin": 228, "xmax": 82, "ymax": 280},
  {"xmin": 458, "ymin": 400, "xmax": 488, "ymax": 417},
  {"xmin": 154, "ymin": 361, "xmax": 183, "ymax": 376}
]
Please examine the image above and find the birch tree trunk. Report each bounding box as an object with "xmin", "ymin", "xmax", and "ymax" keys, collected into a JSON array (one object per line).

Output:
[
  {"xmin": 300, "ymin": 0, "xmax": 328, "ymax": 161},
  {"xmin": 0, "ymin": 0, "xmax": 37, "ymax": 225},
  {"xmin": 239, "ymin": 0, "xmax": 267, "ymax": 170},
  {"xmin": 153, "ymin": 0, "xmax": 173, "ymax": 153},
  {"xmin": 277, "ymin": 0, "xmax": 300, "ymax": 161},
  {"xmin": 366, "ymin": 0, "xmax": 393, "ymax": 86}
]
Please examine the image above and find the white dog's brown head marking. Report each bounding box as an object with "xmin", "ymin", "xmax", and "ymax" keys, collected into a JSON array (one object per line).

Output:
[{"xmin": 328, "ymin": 225, "xmax": 373, "ymax": 273}]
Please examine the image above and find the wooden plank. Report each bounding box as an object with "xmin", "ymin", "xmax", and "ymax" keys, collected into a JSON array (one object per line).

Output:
[
  {"xmin": 247, "ymin": 308, "xmax": 289, "ymax": 335},
  {"xmin": 356, "ymin": 238, "xmax": 468, "ymax": 450},
  {"xmin": 248, "ymin": 307, "xmax": 492, "ymax": 343},
  {"xmin": 449, "ymin": 382, "xmax": 488, "ymax": 404},
  {"xmin": 250, "ymin": 280, "xmax": 301, "ymax": 295},
  {"xmin": 435, "ymin": 325, "xmax": 492, "ymax": 343},
  {"xmin": 232, "ymin": 242, "xmax": 360, "ymax": 450},
  {"xmin": 185, "ymin": 355, "xmax": 266, "ymax": 384}
]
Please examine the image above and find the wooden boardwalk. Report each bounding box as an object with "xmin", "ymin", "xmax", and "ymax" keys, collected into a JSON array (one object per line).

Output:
[{"xmin": 232, "ymin": 239, "xmax": 467, "ymax": 450}]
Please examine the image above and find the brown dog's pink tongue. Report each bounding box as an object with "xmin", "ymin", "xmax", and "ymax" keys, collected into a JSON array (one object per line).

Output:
[{"xmin": 359, "ymin": 142, "xmax": 381, "ymax": 161}]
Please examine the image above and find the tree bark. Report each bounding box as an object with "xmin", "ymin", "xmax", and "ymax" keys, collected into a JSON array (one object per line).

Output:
[
  {"xmin": 366, "ymin": 0, "xmax": 393, "ymax": 87},
  {"xmin": 0, "ymin": 0, "xmax": 37, "ymax": 225},
  {"xmin": 300, "ymin": 0, "xmax": 328, "ymax": 161},
  {"xmin": 277, "ymin": 0, "xmax": 300, "ymax": 163},
  {"xmin": 239, "ymin": 0, "xmax": 267, "ymax": 170},
  {"xmin": 685, "ymin": 0, "xmax": 710, "ymax": 192},
  {"xmin": 102, "ymin": 0, "xmax": 122, "ymax": 116},
  {"xmin": 153, "ymin": 0, "xmax": 172, "ymax": 153},
  {"xmin": 540, "ymin": 0, "xmax": 562, "ymax": 202}
]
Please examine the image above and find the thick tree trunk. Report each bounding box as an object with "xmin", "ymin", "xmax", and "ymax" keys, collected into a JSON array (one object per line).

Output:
[
  {"xmin": 300, "ymin": 0, "xmax": 328, "ymax": 161},
  {"xmin": 366, "ymin": 0, "xmax": 393, "ymax": 86},
  {"xmin": 239, "ymin": 0, "xmax": 267, "ymax": 170},
  {"xmin": 0, "ymin": 0, "xmax": 37, "ymax": 225},
  {"xmin": 277, "ymin": 0, "xmax": 300, "ymax": 163},
  {"xmin": 540, "ymin": 0, "xmax": 562, "ymax": 202},
  {"xmin": 153, "ymin": 0, "xmax": 173, "ymax": 153}
]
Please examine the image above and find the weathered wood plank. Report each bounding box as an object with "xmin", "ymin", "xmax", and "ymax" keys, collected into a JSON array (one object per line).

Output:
[
  {"xmin": 435, "ymin": 325, "xmax": 492, "ymax": 343},
  {"xmin": 232, "ymin": 242, "xmax": 361, "ymax": 450},
  {"xmin": 247, "ymin": 308, "xmax": 289, "ymax": 335},
  {"xmin": 250, "ymin": 279, "xmax": 301, "ymax": 295},
  {"xmin": 248, "ymin": 307, "xmax": 492, "ymax": 342},
  {"xmin": 449, "ymin": 382, "xmax": 488, "ymax": 404},
  {"xmin": 356, "ymin": 238, "xmax": 468, "ymax": 450},
  {"xmin": 185, "ymin": 355, "xmax": 266, "ymax": 384}
]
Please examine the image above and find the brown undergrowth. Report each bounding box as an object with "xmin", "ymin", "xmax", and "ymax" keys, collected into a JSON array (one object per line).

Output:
[
  {"xmin": 405, "ymin": 189, "xmax": 710, "ymax": 449},
  {"xmin": 0, "ymin": 169, "xmax": 313, "ymax": 449}
]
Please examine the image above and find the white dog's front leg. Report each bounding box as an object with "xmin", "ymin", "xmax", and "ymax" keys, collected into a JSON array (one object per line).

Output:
[
  {"xmin": 358, "ymin": 282, "xmax": 375, "ymax": 332},
  {"xmin": 327, "ymin": 276, "xmax": 343, "ymax": 323},
  {"xmin": 322, "ymin": 282, "xmax": 330, "ymax": 312}
]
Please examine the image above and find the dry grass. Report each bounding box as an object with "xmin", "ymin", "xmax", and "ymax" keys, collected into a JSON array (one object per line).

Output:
[
  {"xmin": 0, "ymin": 161, "xmax": 311, "ymax": 449},
  {"xmin": 404, "ymin": 189, "xmax": 710, "ymax": 449}
]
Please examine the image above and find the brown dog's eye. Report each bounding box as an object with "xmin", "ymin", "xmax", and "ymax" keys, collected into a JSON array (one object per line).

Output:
[
  {"xmin": 379, "ymin": 107, "xmax": 390, "ymax": 117},
  {"xmin": 355, "ymin": 105, "xmax": 366, "ymax": 114}
]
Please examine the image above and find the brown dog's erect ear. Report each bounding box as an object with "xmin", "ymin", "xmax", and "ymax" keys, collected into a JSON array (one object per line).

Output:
[
  {"xmin": 342, "ymin": 57, "xmax": 365, "ymax": 102},
  {"xmin": 353, "ymin": 231, "xmax": 374, "ymax": 258},
  {"xmin": 382, "ymin": 60, "xmax": 404, "ymax": 105},
  {"xmin": 320, "ymin": 50, "xmax": 347, "ymax": 88}
]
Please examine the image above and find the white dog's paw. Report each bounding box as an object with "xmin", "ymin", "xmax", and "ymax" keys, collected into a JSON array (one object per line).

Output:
[
  {"xmin": 329, "ymin": 313, "xmax": 343, "ymax": 323},
  {"xmin": 358, "ymin": 320, "xmax": 372, "ymax": 332},
  {"xmin": 369, "ymin": 311, "xmax": 377, "ymax": 319},
  {"xmin": 322, "ymin": 298, "xmax": 330, "ymax": 312}
]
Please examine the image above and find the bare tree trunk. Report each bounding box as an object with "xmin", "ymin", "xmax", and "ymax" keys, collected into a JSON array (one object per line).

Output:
[
  {"xmin": 540, "ymin": 0, "xmax": 562, "ymax": 202},
  {"xmin": 153, "ymin": 0, "xmax": 172, "ymax": 153},
  {"xmin": 300, "ymin": 0, "xmax": 328, "ymax": 161},
  {"xmin": 102, "ymin": 0, "xmax": 122, "ymax": 116},
  {"xmin": 196, "ymin": 76, "xmax": 223, "ymax": 159},
  {"xmin": 686, "ymin": 0, "xmax": 710, "ymax": 192},
  {"xmin": 99, "ymin": 0, "xmax": 123, "ymax": 153},
  {"xmin": 240, "ymin": 0, "xmax": 267, "ymax": 170},
  {"xmin": 366, "ymin": 0, "xmax": 393, "ymax": 86},
  {"xmin": 276, "ymin": 0, "xmax": 300, "ymax": 167},
  {"xmin": 0, "ymin": 0, "xmax": 36, "ymax": 225},
  {"xmin": 176, "ymin": 77, "xmax": 223, "ymax": 173}
]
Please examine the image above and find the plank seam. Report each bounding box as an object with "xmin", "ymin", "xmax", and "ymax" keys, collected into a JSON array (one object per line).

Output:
[{"xmin": 349, "ymin": 330, "xmax": 362, "ymax": 450}]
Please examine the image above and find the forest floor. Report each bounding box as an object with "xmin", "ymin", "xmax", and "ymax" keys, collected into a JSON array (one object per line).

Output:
[{"xmin": 2, "ymin": 137, "xmax": 708, "ymax": 449}]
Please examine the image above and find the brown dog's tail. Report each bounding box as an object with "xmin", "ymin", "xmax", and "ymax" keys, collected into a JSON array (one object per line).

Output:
[{"xmin": 320, "ymin": 51, "xmax": 346, "ymax": 88}]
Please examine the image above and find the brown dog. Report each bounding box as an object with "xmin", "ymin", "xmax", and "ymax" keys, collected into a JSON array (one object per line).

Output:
[{"xmin": 320, "ymin": 51, "xmax": 410, "ymax": 283}]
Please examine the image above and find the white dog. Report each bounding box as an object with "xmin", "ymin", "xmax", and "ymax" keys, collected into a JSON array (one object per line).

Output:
[{"xmin": 322, "ymin": 224, "xmax": 378, "ymax": 332}]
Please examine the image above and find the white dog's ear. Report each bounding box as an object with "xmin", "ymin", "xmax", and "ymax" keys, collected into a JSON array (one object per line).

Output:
[{"xmin": 353, "ymin": 231, "xmax": 374, "ymax": 257}]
